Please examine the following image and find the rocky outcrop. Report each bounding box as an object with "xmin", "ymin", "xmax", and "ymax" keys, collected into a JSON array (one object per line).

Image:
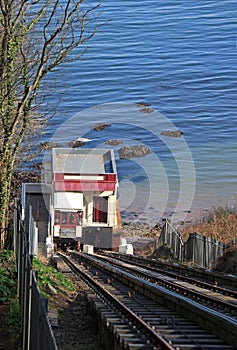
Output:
[
  {"xmin": 118, "ymin": 145, "xmax": 151, "ymax": 159},
  {"xmin": 39, "ymin": 142, "xmax": 62, "ymax": 150},
  {"xmin": 139, "ymin": 107, "xmax": 154, "ymax": 113},
  {"xmin": 136, "ymin": 102, "xmax": 151, "ymax": 107},
  {"xmin": 104, "ymin": 139, "xmax": 123, "ymax": 146},
  {"xmin": 68, "ymin": 140, "xmax": 84, "ymax": 148},
  {"xmin": 160, "ymin": 130, "xmax": 183, "ymax": 137},
  {"xmin": 92, "ymin": 123, "xmax": 111, "ymax": 131}
]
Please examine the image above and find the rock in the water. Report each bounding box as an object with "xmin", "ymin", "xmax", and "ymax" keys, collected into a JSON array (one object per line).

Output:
[
  {"xmin": 118, "ymin": 145, "xmax": 151, "ymax": 159},
  {"xmin": 39, "ymin": 142, "xmax": 62, "ymax": 150},
  {"xmin": 139, "ymin": 107, "xmax": 154, "ymax": 113},
  {"xmin": 136, "ymin": 102, "xmax": 151, "ymax": 107},
  {"xmin": 160, "ymin": 130, "xmax": 183, "ymax": 137},
  {"xmin": 92, "ymin": 123, "xmax": 111, "ymax": 131},
  {"xmin": 68, "ymin": 140, "xmax": 84, "ymax": 148},
  {"xmin": 104, "ymin": 139, "xmax": 123, "ymax": 146}
]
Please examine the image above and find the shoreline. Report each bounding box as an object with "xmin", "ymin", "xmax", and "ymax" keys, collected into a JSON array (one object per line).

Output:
[{"xmin": 10, "ymin": 167, "xmax": 237, "ymax": 245}]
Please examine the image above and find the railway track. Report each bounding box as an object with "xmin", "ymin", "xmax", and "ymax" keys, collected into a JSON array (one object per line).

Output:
[
  {"xmin": 57, "ymin": 251, "xmax": 237, "ymax": 350},
  {"xmin": 94, "ymin": 253, "xmax": 237, "ymax": 319},
  {"xmin": 110, "ymin": 253, "xmax": 237, "ymax": 298},
  {"xmin": 107, "ymin": 252, "xmax": 237, "ymax": 290}
]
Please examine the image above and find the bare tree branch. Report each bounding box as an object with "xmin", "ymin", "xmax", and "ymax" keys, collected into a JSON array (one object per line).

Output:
[{"xmin": 0, "ymin": 0, "xmax": 101, "ymax": 248}]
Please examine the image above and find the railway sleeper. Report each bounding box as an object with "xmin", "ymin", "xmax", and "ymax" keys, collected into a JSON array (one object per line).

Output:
[
  {"xmin": 94, "ymin": 302, "xmax": 155, "ymax": 349},
  {"xmin": 65, "ymin": 252, "xmax": 237, "ymax": 348},
  {"xmin": 107, "ymin": 265, "xmax": 237, "ymax": 347}
]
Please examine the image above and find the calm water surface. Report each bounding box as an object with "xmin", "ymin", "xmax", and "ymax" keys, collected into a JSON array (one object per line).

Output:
[{"xmin": 44, "ymin": 1, "xmax": 237, "ymax": 226}]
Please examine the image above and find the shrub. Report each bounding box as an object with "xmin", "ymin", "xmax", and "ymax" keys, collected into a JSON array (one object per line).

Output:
[{"xmin": 0, "ymin": 250, "xmax": 17, "ymax": 303}]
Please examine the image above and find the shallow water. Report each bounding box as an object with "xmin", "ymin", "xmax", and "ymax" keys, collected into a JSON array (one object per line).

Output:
[{"xmin": 42, "ymin": 1, "xmax": 237, "ymax": 226}]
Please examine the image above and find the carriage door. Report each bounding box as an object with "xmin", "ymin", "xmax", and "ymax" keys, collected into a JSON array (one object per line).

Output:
[{"xmin": 93, "ymin": 196, "xmax": 108, "ymax": 223}]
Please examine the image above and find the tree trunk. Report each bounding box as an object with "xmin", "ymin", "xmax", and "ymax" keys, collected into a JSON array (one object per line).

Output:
[
  {"xmin": 0, "ymin": 154, "xmax": 14, "ymax": 250},
  {"xmin": 0, "ymin": 0, "xmax": 100, "ymax": 250}
]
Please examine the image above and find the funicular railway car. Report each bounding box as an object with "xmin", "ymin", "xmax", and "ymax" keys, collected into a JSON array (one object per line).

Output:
[
  {"xmin": 22, "ymin": 148, "xmax": 121, "ymax": 255},
  {"xmin": 51, "ymin": 148, "xmax": 120, "ymax": 250}
]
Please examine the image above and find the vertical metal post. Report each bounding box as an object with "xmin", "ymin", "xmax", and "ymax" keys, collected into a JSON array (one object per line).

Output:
[
  {"xmin": 22, "ymin": 256, "xmax": 33, "ymax": 350},
  {"xmin": 27, "ymin": 268, "xmax": 33, "ymax": 350},
  {"xmin": 22, "ymin": 249, "xmax": 27, "ymax": 349},
  {"xmin": 30, "ymin": 273, "xmax": 40, "ymax": 350}
]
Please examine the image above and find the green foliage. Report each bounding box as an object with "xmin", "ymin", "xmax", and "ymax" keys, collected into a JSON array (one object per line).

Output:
[
  {"xmin": 33, "ymin": 258, "xmax": 76, "ymax": 295},
  {"xmin": 0, "ymin": 250, "xmax": 17, "ymax": 303},
  {"xmin": 4, "ymin": 298, "xmax": 21, "ymax": 350},
  {"xmin": 0, "ymin": 250, "xmax": 21, "ymax": 348}
]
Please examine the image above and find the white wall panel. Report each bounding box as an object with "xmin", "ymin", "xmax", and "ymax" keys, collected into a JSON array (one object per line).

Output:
[{"xmin": 54, "ymin": 192, "xmax": 83, "ymax": 209}]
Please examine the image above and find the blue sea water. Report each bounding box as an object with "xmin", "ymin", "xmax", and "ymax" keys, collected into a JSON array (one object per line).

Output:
[{"xmin": 43, "ymin": 1, "xmax": 237, "ymax": 226}]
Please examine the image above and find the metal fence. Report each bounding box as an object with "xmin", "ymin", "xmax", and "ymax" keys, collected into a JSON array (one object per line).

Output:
[
  {"xmin": 157, "ymin": 220, "xmax": 184, "ymax": 261},
  {"xmin": 14, "ymin": 199, "xmax": 58, "ymax": 350},
  {"xmin": 184, "ymin": 232, "xmax": 227, "ymax": 269},
  {"xmin": 157, "ymin": 219, "xmax": 235, "ymax": 269}
]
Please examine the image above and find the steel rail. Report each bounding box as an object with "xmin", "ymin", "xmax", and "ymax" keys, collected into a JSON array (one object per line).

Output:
[
  {"xmin": 58, "ymin": 252, "xmax": 175, "ymax": 350},
  {"xmin": 68, "ymin": 250, "xmax": 237, "ymax": 347},
  {"xmin": 111, "ymin": 252, "xmax": 237, "ymax": 289},
  {"xmin": 106, "ymin": 253, "xmax": 237, "ymax": 298},
  {"xmin": 96, "ymin": 254, "xmax": 237, "ymax": 315}
]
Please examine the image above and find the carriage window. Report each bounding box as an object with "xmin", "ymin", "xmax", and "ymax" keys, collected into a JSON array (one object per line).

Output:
[
  {"xmin": 54, "ymin": 211, "xmax": 79, "ymax": 225},
  {"xmin": 61, "ymin": 212, "xmax": 67, "ymax": 224},
  {"xmin": 55, "ymin": 211, "xmax": 60, "ymax": 225},
  {"xmin": 69, "ymin": 213, "xmax": 75, "ymax": 225}
]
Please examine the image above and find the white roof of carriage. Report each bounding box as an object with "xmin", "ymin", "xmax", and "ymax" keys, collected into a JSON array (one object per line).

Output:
[{"xmin": 52, "ymin": 148, "xmax": 117, "ymax": 174}]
